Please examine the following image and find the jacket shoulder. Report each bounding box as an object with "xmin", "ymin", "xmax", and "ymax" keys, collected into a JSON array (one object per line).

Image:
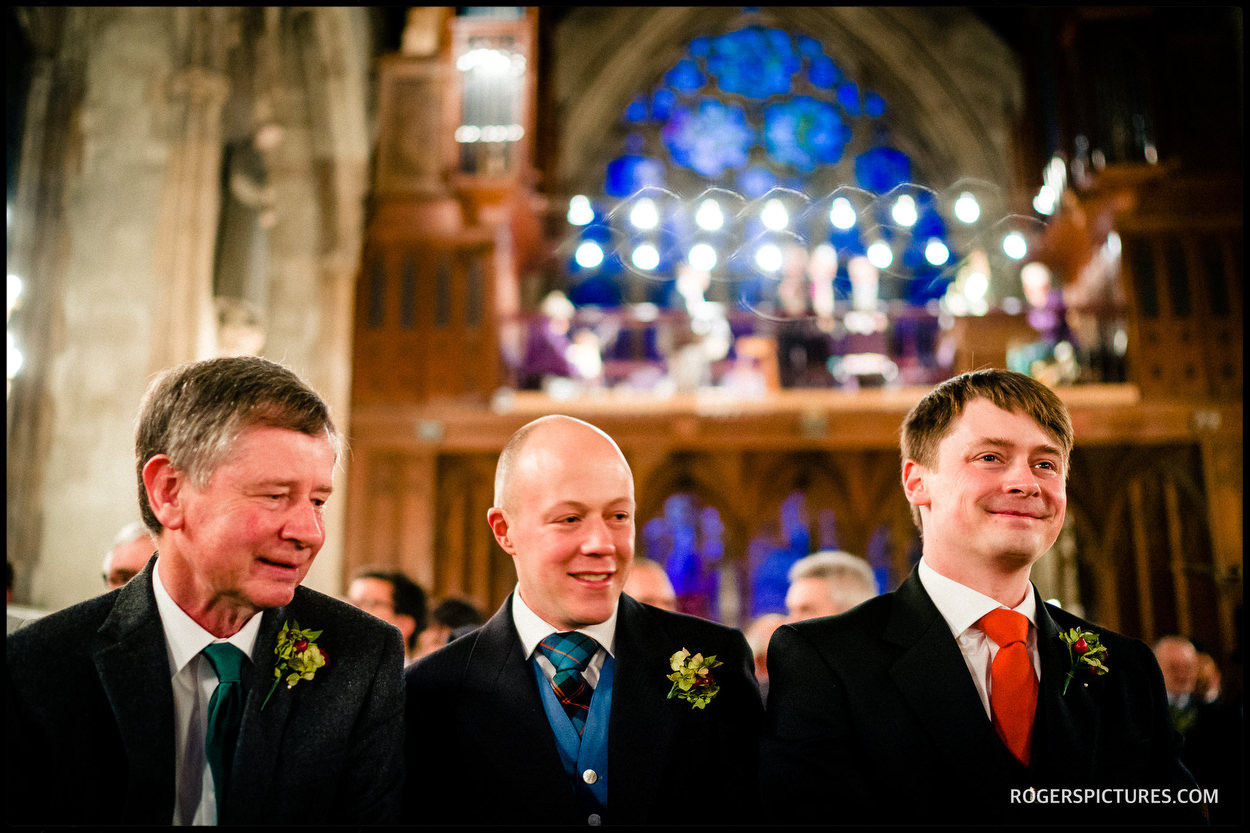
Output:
[{"xmin": 6, "ymin": 592, "xmax": 117, "ymax": 660}]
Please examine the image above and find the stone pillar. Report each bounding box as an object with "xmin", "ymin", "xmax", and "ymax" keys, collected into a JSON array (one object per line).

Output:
[{"xmin": 149, "ymin": 65, "xmax": 229, "ymax": 372}]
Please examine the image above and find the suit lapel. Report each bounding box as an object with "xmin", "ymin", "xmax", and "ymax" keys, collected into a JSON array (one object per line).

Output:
[
  {"xmin": 467, "ymin": 599, "xmax": 576, "ymax": 817},
  {"xmin": 607, "ymin": 597, "xmax": 682, "ymax": 817},
  {"xmin": 93, "ymin": 565, "xmax": 178, "ymax": 819},
  {"xmin": 1034, "ymin": 596, "xmax": 1099, "ymax": 778},
  {"xmin": 228, "ymin": 605, "xmax": 292, "ymax": 818},
  {"xmin": 885, "ymin": 572, "xmax": 1006, "ymax": 776}
]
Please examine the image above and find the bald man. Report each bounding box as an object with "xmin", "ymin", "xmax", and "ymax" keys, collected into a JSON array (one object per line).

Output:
[{"xmin": 403, "ymin": 415, "xmax": 762, "ymax": 825}]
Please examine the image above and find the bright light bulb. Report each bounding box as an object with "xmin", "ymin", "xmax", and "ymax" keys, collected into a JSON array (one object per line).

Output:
[
  {"xmin": 964, "ymin": 271, "xmax": 989, "ymax": 301},
  {"xmin": 761, "ymin": 198, "xmax": 789, "ymax": 231},
  {"xmin": 574, "ymin": 241, "xmax": 604, "ymax": 269},
  {"xmin": 829, "ymin": 197, "xmax": 857, "ymax": 230},
  {"xmin": 688, "ymin": 243, "xmax": 717, "ymax": 271},
  {"xmin": 567, "ymin": 195, "xmax": 594, "ymax": 226},
  {"xmin": 867, "ymin": 240, "xmax": 893, "ymax": 269},
  {"xmin": 755, "ymin": 243, "xmax": 783, "ymax": 272},
  {"xmin": 924, "ymin": 238, "xmax": 950, "ymax": 266},
  {"xmin": 954, "ymin": 191, "xmax": 981, "ymax": 224},
  {"xmin": 630, "ymin": 198, "xmax": 659, "ymax": 230},
  {"xmin": 1002, "ymin": 231, "xmax": 1028, "ymax": 260},
  {"xmin": 695, "ymin": 199, "xmax": 724, "ymax": 231},
  {"xmin": 631, "ymin": 243, "xmax": 660, "ymax": 271},
  {"xmin": 1032, "ymin": 185, "xmax": 1056, "ymax": 216},
  {"xmin": 891, "ymin": 194, "xmax": 918, "ymax": 227}
]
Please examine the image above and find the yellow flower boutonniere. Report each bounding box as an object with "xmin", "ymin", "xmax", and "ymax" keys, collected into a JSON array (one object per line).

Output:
[
  {"xmin": 1059, "ymin": 627, "xmax": 1109, "ymax": 695},
  {"xmin": 262, "ymin": 620, "xmax": 328, "ymax": 710},
  {"xmin": 666, "ymin": 648, "xmax": 723, "ymax": 709}
]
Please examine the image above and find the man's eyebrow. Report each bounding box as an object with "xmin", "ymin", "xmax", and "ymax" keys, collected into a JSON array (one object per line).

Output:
[{"xmin": 975, "ymin": 437, "xmax": 1063, "ymax": 455}]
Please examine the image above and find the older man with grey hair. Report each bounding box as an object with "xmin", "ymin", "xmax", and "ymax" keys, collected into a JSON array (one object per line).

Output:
[{"xmin": 784, "ymin": 550, "xmax": 878, "ymax": 622}]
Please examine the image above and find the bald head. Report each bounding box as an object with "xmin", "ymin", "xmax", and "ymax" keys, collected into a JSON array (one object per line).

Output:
[
  {"xmin": 493, "ymin": 415, "xmax": 632, "ymax": 511},
  {"xmin": 1154, "ymin": 635, "xmax": 1199, "ymax": 699},
  {"xmin": 488, "ymin": 415, "xmax": 636, "ymax": 632}
]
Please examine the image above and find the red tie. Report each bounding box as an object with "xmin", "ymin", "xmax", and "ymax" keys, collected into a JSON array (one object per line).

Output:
[{"xmin": 977, "ymin": 609, "xmax": 1037, "ymax": 766}]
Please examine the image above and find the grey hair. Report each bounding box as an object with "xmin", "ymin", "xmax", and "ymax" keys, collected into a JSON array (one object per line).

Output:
[
  {"xmin": 788, "ymin": 550, "xmax": 879, "ymax": 611},
  {"xmin": 134, "ymin": 356, "xmax": 340, "ymax": 535}
]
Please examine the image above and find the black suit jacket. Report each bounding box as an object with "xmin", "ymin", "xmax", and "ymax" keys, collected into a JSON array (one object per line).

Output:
[
  {"xmin": 761, "ymin": 569, "xmax": 1202, "ymax": 825},
  {"xmin": 5, "ymin": 558, "xmax": 405, "ymax": 825},
  {"xmin": 403, "ymin": 592, "xmax": 763, "ymax": 825}
]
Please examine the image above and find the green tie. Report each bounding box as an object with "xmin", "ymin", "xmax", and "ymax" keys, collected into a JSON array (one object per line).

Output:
[{"xmin": 203, "ymin": 642, "xmax": 247, "ymax": 816}]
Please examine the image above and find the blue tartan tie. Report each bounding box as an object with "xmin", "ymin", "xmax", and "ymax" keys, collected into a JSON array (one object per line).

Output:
[
  {"xmin": 538, "ymin": 632, "xmax": 599, "ymax": 736},
  {"xmin": 203, "ymin": 642, "xmax": 247, "ymax": 814}
]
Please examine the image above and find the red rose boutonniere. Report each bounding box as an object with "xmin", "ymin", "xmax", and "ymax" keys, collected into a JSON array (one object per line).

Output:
[
  {"xmin": 1059, "ymin": 627, "xmax": 1109, "ymax": 695},
  {"xmin": 261, "ymin": 620, "xmax": 328, "ymax": 710}
]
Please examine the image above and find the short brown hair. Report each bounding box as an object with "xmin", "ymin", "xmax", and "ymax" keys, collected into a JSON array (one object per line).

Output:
[
  {"xmin": 135, "ymin": 356, "xmax": 340, "ymax": 534},
  {"xmin": 901, "ymin": 369, "xmax": 1073, "ymax": 530}
]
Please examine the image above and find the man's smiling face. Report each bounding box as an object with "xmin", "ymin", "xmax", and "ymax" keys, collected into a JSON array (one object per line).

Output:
[
  {"xmin": 490, "ymin": 420, "xmax": 635, "ymax": 632},
  {"xmin": 905, "ymin": 398, "xmax": 1067, "ymax": 577}
]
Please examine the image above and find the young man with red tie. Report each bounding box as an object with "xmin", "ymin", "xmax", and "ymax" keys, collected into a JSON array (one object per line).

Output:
[{"xmin": 762, "ymin": 369, "xmax": 1203, "ymax": 824}]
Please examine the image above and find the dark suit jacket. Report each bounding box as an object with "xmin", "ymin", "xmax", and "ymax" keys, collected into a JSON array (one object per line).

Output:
[
  {"xmin": 5, "ymin": 558, "xmax": 405, "ymax": 825},
  {"xmin": 403, "ymin": 592, "xmax": 763, "ymax": 825},
  {"xmin": 761, "ymin": 569, "xmax": 1202, "ymax": 825}
]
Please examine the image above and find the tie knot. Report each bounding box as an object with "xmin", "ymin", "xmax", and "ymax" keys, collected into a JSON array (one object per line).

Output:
[
  {"xmin": 978, "ymin": 608, "xmax": 1029, "ymax": 647},
  {"xmin": 203, "ymin": 642, "xmax": 247, "ymax": 684},
  {"xmin": 538, "ymin": 632, "xmax": 599, "ymax": 673}
]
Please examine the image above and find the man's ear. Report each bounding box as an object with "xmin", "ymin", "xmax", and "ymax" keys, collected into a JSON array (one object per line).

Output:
[
  {"xmin": 143, "ymin": 455, "xmax": 189, "ymax": 531},
  {"xmin": 901, "ymin": 459, "xmax": 931, "ymax": 509},
  {"xmin": 487, "ymin": 507, "xmax": 515, "ymax": 555}
]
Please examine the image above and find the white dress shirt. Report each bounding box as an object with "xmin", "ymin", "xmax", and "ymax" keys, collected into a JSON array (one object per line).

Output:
[
  {"xmin": 511, "ymin": 585, "xmax": 618, "ymax": 689},
  {"xmin": 152, "ymin": 558, "xmax": 262, "ymax": 825},
  {"xmin": 917, "ymin": 558, "xmax": 1040, "ymax": 720}
]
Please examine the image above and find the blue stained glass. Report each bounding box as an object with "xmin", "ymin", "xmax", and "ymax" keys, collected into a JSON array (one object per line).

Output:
[
  {"xmin": 605, "ymin": 154, "xmax": 666, "ymax": 198},
  {"xmin": 706, "ymin": 26, "xmax": 800, "ymax": 99},
  {"xmin": 796, "ymin": 34, "xmax": 824, "ymax": 59},
  {"xmin": 807, "ymin": 54, "xmax": 840, "ymax": 88},
  {"xmin": 625, "ymin": 96, "xmax": 649, "ymax": 123},
  {"xmin": 651, "ymin": 88, "xmax": 676, "ymax": 121},
  {"xmin": 864, "ymin": 91, "xmax": 886, "ymax": 117},
  {"xmin": 854, "ymin": 147, "xmax": 912, "ymax": 194},
  {"xmin": 912, "ymin": 205, "xmax": 946, "ymax": 239},
  {"xmin": 836, "ymin": 81, "xmax": 861, "ymax": 116},
  {"xmin": 661, "ymin": 98, "xmax": 754, "ymax": 178},
  {"xmin": 738, "ymin": 166, "xmax": 779, "ymax": 198},
  {"xmin": 665, "ymin": 58, "xmax": 705, "ymax": 92},
  {"xmin": 763, "ymin": 95, "xmax": 850, "ymax": 172}
]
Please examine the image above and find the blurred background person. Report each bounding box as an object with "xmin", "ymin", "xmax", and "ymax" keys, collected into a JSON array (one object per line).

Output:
[
  {"xmin": 102, "ymin": 521, "xmax": 156, "ymax": 591},
  {"xmin": 1154, "ymin": 634, "xmax": 1202, "ymax": 735},
  {"xmin": 784, "ymin": 550, "xmax": 878, "ymax": 622},
  {"xmin": 624, "ymin": 558, "xmax": 678, "ymax": 612},
  {"xmin": 415, "ymin": 596, "xmax": 485, "ymax": 660},
  {"xmin": 745, "ymin": 612, "xmax": 786, "ymax": 703},
  {"xmin": 347, "ymin": 568, "xmax": 429, "ymax": 666},
  {"xmin": 1194, "ymin": 651, "xmax": 1222, "ymax": 705},
  {"xmin": 1154, "ymin": 635, "xmax": 1243, "ymax": 823}
]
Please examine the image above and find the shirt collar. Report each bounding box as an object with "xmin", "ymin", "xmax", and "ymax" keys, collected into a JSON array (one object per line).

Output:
[
  {"xmin": 152, "ymin": 557, "xmax": 263, "ymax": 674},
  {"xmin": 511, "ymin": 583, "xmax": 618, "ymax": 659},
  {"xmin": 918, "ymin": 557, "xmax": 1037, "ymax": 639}
]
